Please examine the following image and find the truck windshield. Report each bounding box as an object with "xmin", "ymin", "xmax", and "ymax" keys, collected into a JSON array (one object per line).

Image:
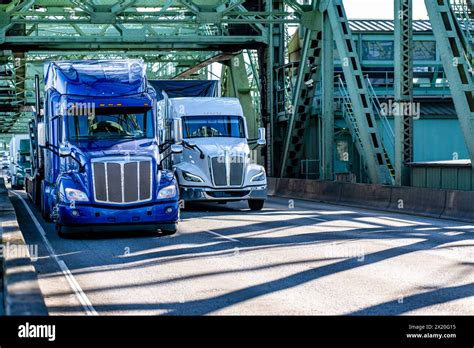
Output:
[
  {"xmin": 66, "ymin": 107, "xmax": 154, "ymax": 141},
  {"xmin": 182, "ymin": 116, "xmax": 245, "ymax": 139}
]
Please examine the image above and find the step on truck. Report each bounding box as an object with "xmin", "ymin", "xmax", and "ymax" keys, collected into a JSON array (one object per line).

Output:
[
  {"xmin": 155, "ymin": 85, "xmax": 267, "ymax": 211},
  {"xmin": 25, "ymin": 60, "xmax": 182, "ymax": 236}
]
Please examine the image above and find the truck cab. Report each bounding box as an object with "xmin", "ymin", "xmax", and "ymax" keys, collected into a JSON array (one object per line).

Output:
[
  {"xmin": 32, "ymin": 60, "xmax": 181, "ymax": 236},
  {"xmin": 158, "ymin": 97, "xmax": 267, "ymax": 210},
  {"xmin": 9, "ymin": 135, "xmax": 31, "ymax": 189}
]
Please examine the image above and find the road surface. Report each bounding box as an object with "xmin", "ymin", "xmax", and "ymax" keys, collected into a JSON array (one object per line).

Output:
[{"xmin": 9, "ymin": 191, "xmax": 474, "ymax": 315}]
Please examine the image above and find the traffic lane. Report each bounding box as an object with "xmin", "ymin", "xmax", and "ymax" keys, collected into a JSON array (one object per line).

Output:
[
  {"xmin": 177, "ymin": 198, "xmax": 473, "ymax": 315},
  {"xmin": 12, "ymin": 191, "xmax": 248, "ymax": 315},
  {"xmin": 13, "ymin": 193, "xmax": 474, "ymax": 315},
  {"xmin": 12, "ymin": 192, "xmax": 474, "ymax": 315},
  {"xmin": 183, "ymin": 197, "xmax": 474, "ymax": 256},
  {"xmin": 9, "ymin": 192, "xmax": 91, "ymax": 315}
]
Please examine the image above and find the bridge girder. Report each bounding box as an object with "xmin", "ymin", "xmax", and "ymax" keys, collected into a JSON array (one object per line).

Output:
[{"xmin": 0, "ymin": 0, "xmax": 299, "ymax": 133}]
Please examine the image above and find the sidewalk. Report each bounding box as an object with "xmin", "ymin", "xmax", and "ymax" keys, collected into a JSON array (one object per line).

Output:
[{"xmin": 0, "ymin": 178, "xmax": 47, "ymax": 315}]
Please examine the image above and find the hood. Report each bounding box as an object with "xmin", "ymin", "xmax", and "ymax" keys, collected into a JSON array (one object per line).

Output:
[
  {"xmin": 70, "ymin": 138, "xmax": 159, "ymax": 161},
  {"xmin": 185, "ymin": 137, "xmax": 249, "ymax": 157}
]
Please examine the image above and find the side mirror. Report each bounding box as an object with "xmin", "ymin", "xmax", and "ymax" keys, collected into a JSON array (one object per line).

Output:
[
  {"xmin": 171, "ymin": 144, "xmax": 183, "ymax": 154},
  {"xmin": 257, "ymin": 127, "xmax": 266, "ymax": 146},
  {"xmin": 158, "ymin": 129, "xmax": 165, "ymax": 143},
  {"xmin": 173, "ymin": 119, "xmax": 183, "ymax": 144},
  {"xmin": 59, "ymin": 146, "xmax": 72, "ymax": 157}
]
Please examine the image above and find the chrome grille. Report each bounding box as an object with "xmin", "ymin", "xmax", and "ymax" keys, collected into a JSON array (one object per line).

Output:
[
  {"xmin": 92, "ymin": 158, "xmax": 152, "ymax": 204},
  {"xmin": 210, "ymin": 154, "xmax": 245, "ymax": 187},
  {"xmin": 211, "ymin": 157, "xmax": 227, "ymax": 186}
]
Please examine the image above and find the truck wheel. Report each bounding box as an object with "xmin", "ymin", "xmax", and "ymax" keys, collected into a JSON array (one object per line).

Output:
[
  {"xmin": 159, "ymin": 223, "xmax": 178, "ymax": 236},
  {"xmin": 41, "ymin": 181, "xmax": 51, "ymax": 222},
  {"xmin": 55, "ymin": 222, "xmax": 64, "ymax": 237},
  {"xmin": 56, "ymin": 222, "xmax": 72, "ymax": 238},
  {"xmin": 248, "ymin": 199, "xmax": 265, "ymax": 211}
]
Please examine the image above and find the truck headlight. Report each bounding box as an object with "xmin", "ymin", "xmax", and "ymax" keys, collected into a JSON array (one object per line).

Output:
[
  {"xmin": 65, "ymin": 188, "xmax": 89, "ymax": 202},
  {"xmin": 251, "ymin": 171, "xmax": 266, "ymax": 182},
  {"xmin": 158, "ymin": 185, "xmax": 177, "ymax": 199},
  {"xmin": 182, "ymin": 171, "xmax": 204, "ymax": 183}
]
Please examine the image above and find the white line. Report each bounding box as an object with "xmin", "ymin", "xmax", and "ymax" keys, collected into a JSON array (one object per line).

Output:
[
  {"xmin": 11, "ymin": 191, "xmax": 98, "ymax": 316},
  {"xmin": 205, "ymin": 230, "xmax": 240, "ymax": 243}
]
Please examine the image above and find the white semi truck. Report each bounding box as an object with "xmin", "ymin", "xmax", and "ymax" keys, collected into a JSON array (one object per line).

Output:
[
  {"xmin": 9, "ymin": 134, "xmax": 31, "ymax": 189},
  {"xmin": 157, "ymin": 96, "xmax": 268, "ymax": 210}
]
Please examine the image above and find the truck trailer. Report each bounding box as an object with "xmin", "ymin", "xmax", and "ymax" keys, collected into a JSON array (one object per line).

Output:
[
  {"xmin": 157, "ymin": 94, "xmax": 267, "ymax": 211},
  {"xmin": 9, "ymin": 134, "xmax": 31, "ymax": 189},
  {"xmin": 25, "ymin": 60, "xmax": 182, "ymax": 236}
]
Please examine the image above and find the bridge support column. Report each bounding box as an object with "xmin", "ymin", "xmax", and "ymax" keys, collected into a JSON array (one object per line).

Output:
[{"xmin": 394, "ymin": 0, "xmax": 414, "ymax": 186}]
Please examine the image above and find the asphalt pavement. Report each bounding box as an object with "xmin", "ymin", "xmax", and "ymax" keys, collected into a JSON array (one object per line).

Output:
[{"xmin": 9, "ymin": 191, "xmax": 474, "ymax": 315}]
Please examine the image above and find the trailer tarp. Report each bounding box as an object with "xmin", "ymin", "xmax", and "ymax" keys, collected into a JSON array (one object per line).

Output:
[
  {"xmin": 150, "ymin": 80, "xmax": 220, "ymax": 101},
  {"xmin": 44, "ymin": 59, "xmax": 147, "ymax": 96}
]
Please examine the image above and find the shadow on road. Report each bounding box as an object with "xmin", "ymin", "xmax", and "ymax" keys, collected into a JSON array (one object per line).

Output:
[{"xmin": 10, "ymin": 192, "xmax": 474, "ymax": 315}]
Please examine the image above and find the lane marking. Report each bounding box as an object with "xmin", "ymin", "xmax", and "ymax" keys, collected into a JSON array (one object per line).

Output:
[
  {"xmin": 11, "ymin": 191, "xmax": 98, "ymax": 316},
  {"xmin": 205, "ymin": 230, "xmax": 240, "ymax": 243},
  {"xmin": 306, "ymin": 216, "xmax": 329, "ymax": 222}
]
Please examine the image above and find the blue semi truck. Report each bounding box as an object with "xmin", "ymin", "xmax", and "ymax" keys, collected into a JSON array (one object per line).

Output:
[{"xmin": 25, "ymin": 60, "xmax": 182, "ymax": 236}]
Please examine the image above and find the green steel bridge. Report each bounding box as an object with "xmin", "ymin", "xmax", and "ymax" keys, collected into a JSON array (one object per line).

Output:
[{"xmin": 1, "ymin": 0, "xmax": 474, "ymax": 187}]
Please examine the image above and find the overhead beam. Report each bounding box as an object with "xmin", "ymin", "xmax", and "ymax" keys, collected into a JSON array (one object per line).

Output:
[{"xmin": 173, "ymin": 51, "xmax": 240, "ymax": 79}]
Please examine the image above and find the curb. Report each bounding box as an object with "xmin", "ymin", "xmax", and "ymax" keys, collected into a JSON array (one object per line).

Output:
[
  {"xmin": 269, "ymin": 178, "xmax": 474, "ymax": 223},
  {"xmin": 0, "ymin": 178, "xmax": 48, "ymax": 315}
]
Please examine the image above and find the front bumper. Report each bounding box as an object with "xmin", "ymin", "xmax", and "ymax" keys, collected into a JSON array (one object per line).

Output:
[
  {"xmin": 180, "ymin": 185, "xmax": 267, "ymax": 202},
  {"xmin": 57, "ymin": 201, "xmax": 179, "ymax": 228}
]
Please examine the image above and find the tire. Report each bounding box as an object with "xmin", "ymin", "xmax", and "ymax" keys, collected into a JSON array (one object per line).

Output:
[
  {"xmin": 159, "ymin": 223, "xmax": 178, "ymax": 236},
  {"xmin": 56, "ymin": 222, "xmax": 73, "ymax": 238},
  {"xmin": 55, "ymin": 222, "xmax": 64, "ymax": 237},
  {"xmin": 248, "ymin": 199, "xmax": 265, "ymax": 211},
  {"xmin": 41, "ymin": 180, "xmax": 51, "ymax": 222}
]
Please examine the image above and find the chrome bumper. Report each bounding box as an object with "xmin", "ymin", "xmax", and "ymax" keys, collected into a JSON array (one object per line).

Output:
[{"xmin": 180, "ymin": 185, "xmax": 267, "ymax": 202}]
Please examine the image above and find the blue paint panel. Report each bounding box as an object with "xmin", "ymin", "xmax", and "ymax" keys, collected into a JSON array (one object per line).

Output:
[{"xmin": 413, "ymin": 119, "xmax": 468, "ymax": 162}]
